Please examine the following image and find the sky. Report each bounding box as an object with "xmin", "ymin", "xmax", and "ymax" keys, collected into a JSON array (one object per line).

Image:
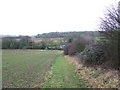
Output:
[{"xmin": 0, "ymin": 0, "xmax": 119, "ymax": 36}]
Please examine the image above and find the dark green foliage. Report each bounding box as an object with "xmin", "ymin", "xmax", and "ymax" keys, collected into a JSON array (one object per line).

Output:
[
  {"xmin": 2, "ymin": 38, "xmax": 19, "ymax": 49},
  {"xmin": 39, "ymin": 41, "xmax": 47, "ymax": 49},
  {"xmin": 67, "ymin": 38, "xmax": 73, "ymax": 43},
  {"xmin": 78, "ymin": 39, "xmax": 119, "ymax": 69},
  {"xmin": 79, "ymin": 43, "xmax": 106, "ymax": 64},
  {"xmin": 2, "ymin": 36, "xmax": 34, "ymax": 49},
  {"xmin": 19, "ymin": 36, "xmax": 33, "ymax": 49}
]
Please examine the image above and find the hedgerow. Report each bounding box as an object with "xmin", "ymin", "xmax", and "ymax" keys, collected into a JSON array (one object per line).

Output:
[{"xmin": 79, "ymin": 43, "xmax": 106, "ymax": 65}]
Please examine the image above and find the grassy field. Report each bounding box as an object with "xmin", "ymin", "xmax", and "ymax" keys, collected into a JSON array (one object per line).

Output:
[
  {"xmin": 2, "ymin": 50, "xmax": 59, "ymax": 88},
  {"xmin": 42, "ymin": 55, "xmax": 86, "ymax": 88}
]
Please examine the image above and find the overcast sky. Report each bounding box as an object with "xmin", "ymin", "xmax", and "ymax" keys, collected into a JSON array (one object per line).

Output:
[{"xmin": 0, "ymin": 0, "xmax": 119, "ymax": 35}]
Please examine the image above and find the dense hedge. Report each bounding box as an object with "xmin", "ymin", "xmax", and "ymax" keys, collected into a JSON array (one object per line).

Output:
[
  {"xmin": 78, "ymin": 41, "xmax": 119, "ymax": 69},
  {"xmin": 79, "ymin": 43, "xmax": 106, "ymax": 65}
]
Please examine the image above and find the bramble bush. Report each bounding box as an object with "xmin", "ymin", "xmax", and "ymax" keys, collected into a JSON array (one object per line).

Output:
[{"xmin": 79, "ymin": 43, "xmax": 106, "ymax": 65}]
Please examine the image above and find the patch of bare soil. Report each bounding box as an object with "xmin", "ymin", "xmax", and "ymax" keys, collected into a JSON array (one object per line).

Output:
[{"xmin": 65, "ymin": 55, "xmax": 119, "ymax": 88}]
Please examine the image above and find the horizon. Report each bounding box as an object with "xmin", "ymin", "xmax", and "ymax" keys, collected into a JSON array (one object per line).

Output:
[{"xmin": 0, "ymin": 0, "xmax": 119, "ymax": 36}]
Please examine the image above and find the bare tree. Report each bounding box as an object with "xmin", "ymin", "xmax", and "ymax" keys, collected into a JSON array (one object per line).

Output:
[{"xmin": 99, "ymin": 2, "xmax": 120, "ymax": 40}]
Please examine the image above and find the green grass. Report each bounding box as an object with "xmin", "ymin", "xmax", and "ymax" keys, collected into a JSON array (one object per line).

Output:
[
  {"xmin": 2, "ymin": 50, "xmax": 59, "ymax": 88},
  {"xmin": 95, "ymin": 37, "xmax": 109, "ymax": 42},
  {"xmin": 3, "ymin": 50, "xmax": 87, "ymax": 88},
  {"xmin": 43, "ymin": 55, "xmax": 86, "ymax": 88}
]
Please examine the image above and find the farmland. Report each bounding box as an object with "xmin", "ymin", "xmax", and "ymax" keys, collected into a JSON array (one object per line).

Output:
[
  {"xmin": 1, "ymin": 32, "xmax": 119, "ymax": 88},
  {"xmin": 2, "ymin": 50, "xmax": 59, "ymax": 88}
]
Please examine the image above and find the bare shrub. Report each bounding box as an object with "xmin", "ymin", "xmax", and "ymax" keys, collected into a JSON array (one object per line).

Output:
[{"xmin": 64, "ymin": 37, "xmax": 89, "ymax": 55}]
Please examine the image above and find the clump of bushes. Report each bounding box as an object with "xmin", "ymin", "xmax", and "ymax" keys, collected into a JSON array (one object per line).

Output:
[
  {"xmin": 78, "ymin": 40, "xmax": 119, "ymax": 69},
  {"xmin": 79, "ymin": 43, "xmax": 106, "ymax": 65},
  {"xmin": 64, "ymin": 37, "xmax": 88, "ymax": 55}
]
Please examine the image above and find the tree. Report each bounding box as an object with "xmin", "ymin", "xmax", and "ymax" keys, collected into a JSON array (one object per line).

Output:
[
  {"xmin": 2, "ymin": 38, "xmax": 19, "ymax": 49},
  {"xmin": 39, "ymin": 41, "xmax": 47, "ymax": 49},
  {"xmin": 19, "ymin": 36, "xmax": 33, "ymax": 49},
  {"xmin": 99, "ymin": 3, "xmax": 120, "ymax": 40},
  {"xmin": 99, "ymin": 2, "xmax": 120, "ymax": 69}
]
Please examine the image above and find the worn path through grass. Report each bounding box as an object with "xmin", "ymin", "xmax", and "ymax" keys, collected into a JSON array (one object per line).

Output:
[{"xmin": 43, "ymin": 54, "xmax": 86, "ymax": 88}]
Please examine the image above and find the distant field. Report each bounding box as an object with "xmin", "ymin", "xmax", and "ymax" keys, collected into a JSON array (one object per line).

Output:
[{"xmin": 2, "ymin": 50, "xmax": 59, "ymax": 88}]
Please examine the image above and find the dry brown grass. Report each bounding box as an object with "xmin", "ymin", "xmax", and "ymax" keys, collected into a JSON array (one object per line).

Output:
[{"xmin": 65, "ymin": 56, "xmax": 119, "ymax": 88}]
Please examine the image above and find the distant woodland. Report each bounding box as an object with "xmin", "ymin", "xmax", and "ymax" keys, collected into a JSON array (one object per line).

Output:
[{"xmin": 2, "ymin": 31, "xmax": 100, "ymax": 50}]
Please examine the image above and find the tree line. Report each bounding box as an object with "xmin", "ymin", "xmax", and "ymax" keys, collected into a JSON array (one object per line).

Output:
[
  {"xmin": 35, "ymin": 31, "xmax": 100, "ymax": 38},
  {"xmin": 2, "ymin": 36, "xmax": 64, "ymax": 50}
]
